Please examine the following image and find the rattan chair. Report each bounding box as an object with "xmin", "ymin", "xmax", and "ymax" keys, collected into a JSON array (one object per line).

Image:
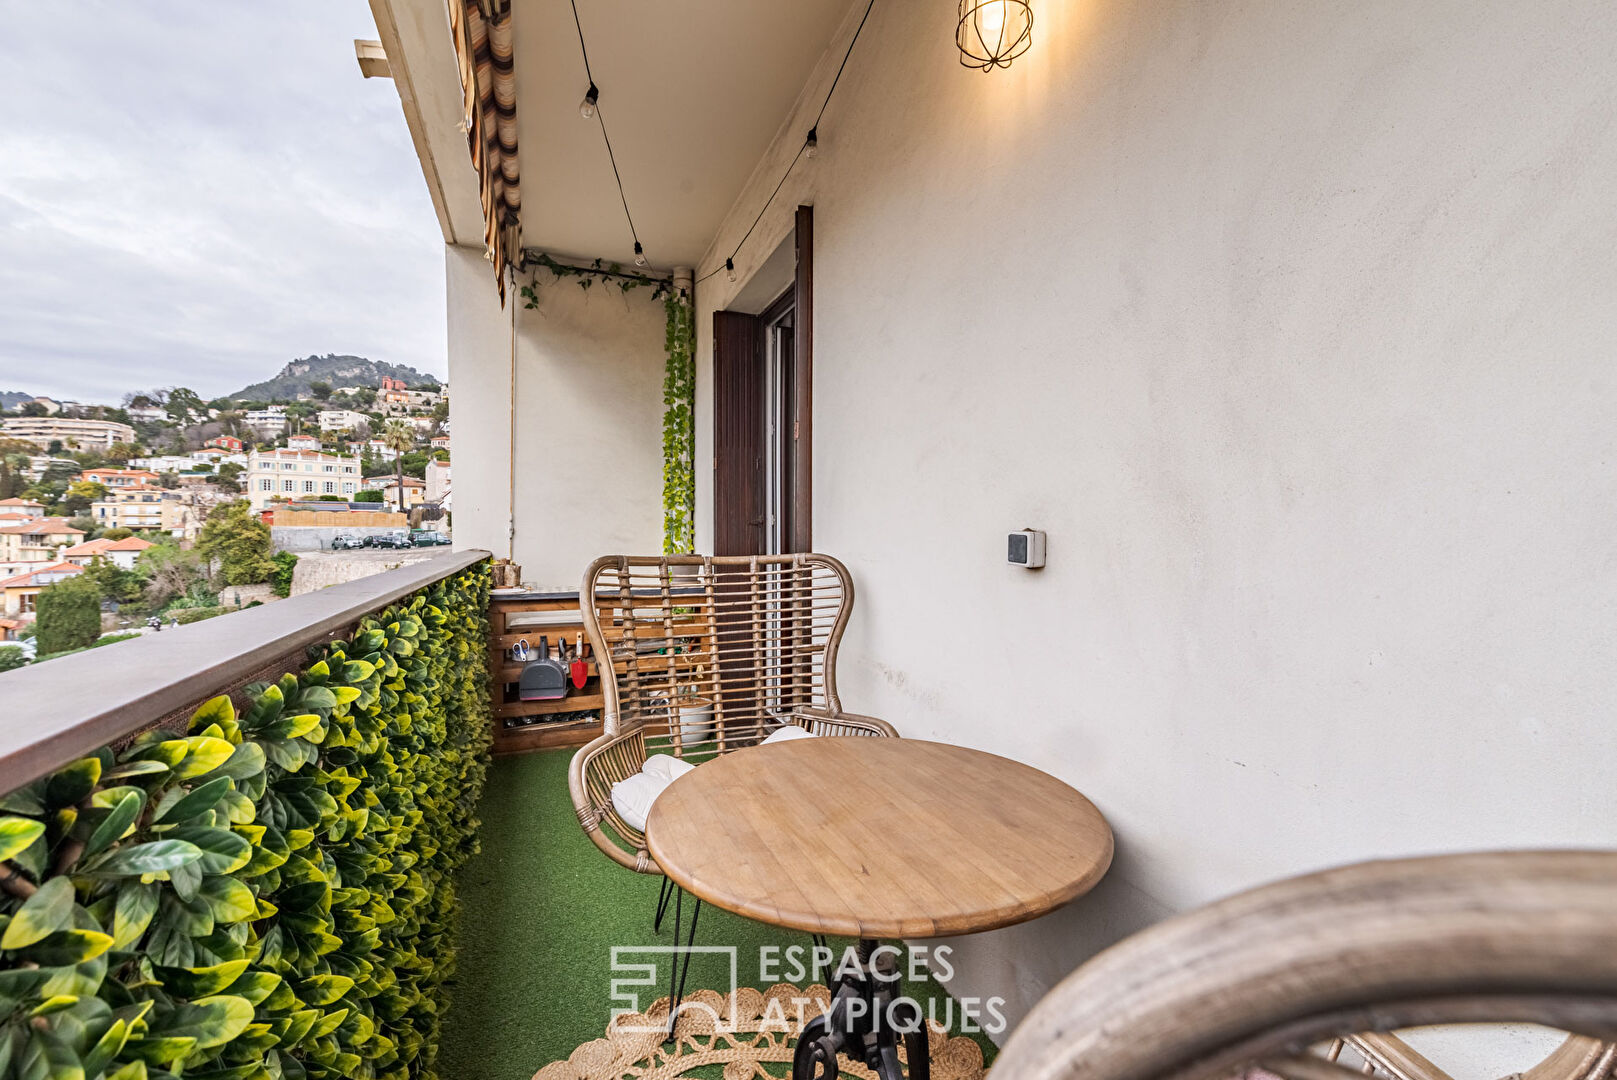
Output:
[
  {"xmin": 567, "ymin": 554, "xmax": 897, "ymax": 875},
  {"xmin": 992, "ymin": 851, "xmax": 1617, "ymax": 1080}
]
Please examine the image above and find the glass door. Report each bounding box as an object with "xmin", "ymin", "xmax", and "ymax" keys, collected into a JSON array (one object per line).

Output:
[{"xmin": 760, "ymin": 291, "xmax": 795, "ymax": 555}]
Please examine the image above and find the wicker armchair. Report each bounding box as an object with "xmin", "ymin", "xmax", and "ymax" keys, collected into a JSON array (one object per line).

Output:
[
  {"xmin": 567, "ymin": 554, "xmax": 897, "ymax": 874},
  {"xmin": 992, "ymin": 850, "xmax": 1617, "ymax": 1080}
]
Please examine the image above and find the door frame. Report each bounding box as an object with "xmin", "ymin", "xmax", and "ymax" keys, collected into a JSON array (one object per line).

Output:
[{"xmin": 711, "ymin": 204, "xmax": 814, "ymax": 554}]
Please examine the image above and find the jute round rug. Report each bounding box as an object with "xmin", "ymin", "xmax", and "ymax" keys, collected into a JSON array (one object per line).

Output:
[{"xmin": 532, "ymin": 984, "xmax": 988, "ymax": 1080}]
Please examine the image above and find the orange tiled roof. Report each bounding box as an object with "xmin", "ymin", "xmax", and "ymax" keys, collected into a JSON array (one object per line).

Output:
[
  {"xmin": 0, "ymin": 518, "xmax": 84, "ymax": 536},
  {"xmin": 61, "ymin": 538, "xmax": 114, "ymax": 557}
]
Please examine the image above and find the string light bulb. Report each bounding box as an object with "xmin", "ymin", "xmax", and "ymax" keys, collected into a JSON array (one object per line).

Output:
[
  {"xmin": 725, "ymin": 258, "xmax": 736, "ymax": 283},
  {"xmin": 633, "ymin": 241, "xmax": 648, "ymax": 268},
  {"xmin": 579, "ymin": 83, "xmax": 599, "ymax": 119},
  {"xmin": 805, "ymin": 127, "xmax": 819, "ymax": 158}
]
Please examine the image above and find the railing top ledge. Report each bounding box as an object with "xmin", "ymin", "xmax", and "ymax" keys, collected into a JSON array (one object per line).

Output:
[{"xmin": 0, "ymin": 548, "xmax": 490, "ymax": 791}]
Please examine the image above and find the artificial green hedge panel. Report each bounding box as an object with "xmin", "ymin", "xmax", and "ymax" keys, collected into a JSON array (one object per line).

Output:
[{"xmin": 0, "ymin": 562, "xmax": 491, "ymax": 1080}]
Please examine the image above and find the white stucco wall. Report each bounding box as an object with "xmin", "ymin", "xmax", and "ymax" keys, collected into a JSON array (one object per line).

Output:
[
  {"xmin": 692, "ymin": 0, "xmax": 1617, "ymax": 1041},
  {"xmin": 447, "ymin": 244, "xmax": 665, "ymax": 587}
]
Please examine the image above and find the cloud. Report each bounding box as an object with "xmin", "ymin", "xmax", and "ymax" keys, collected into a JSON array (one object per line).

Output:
[{"xmin": 0, "ymin": 1, "xmax": 447, "ymax": 402}]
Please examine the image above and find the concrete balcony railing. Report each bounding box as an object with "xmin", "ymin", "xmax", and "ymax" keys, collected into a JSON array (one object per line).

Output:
[{"xmin": 0, "ymin": 548, "xmax": 492, "ymax": 1080}]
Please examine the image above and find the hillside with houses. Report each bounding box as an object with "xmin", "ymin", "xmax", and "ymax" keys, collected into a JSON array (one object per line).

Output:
[{"xmin": 0, "ymin": 362, "xmax": 451, "ymax": 666}]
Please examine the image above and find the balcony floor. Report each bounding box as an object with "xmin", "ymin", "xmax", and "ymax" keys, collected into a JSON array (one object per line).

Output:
[{"xmin": 439, "ymin": 749, "xmax": 998, "ymax": 1080}]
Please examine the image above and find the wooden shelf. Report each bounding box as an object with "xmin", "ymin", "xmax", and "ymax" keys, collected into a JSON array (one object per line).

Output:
[
  {"xmin": 492, "ymin": 660, "xmax": 600, "ymax": 681},
  {"xmin": 493, "ymin": 689, "xmax": 605, "ymax": 719},
  {"xmin": 488, "ymin": 593, "xmax": 605, "ymax": 755},
  {"xmin": 493, "ymin": 717, "xmax": 602, "ymax": 755}
]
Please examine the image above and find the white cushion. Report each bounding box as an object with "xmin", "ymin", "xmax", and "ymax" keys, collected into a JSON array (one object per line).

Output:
[
  {"xmin": 761, "ymin": 723, "xmax": 818, "ymax": 745},
  {"xmin": 610, "ymin": 771, "xmax": 670, "ymax": 833},
  {"xmin": 642, "ymin": 753, "xmax": 696, "ymax": 781}
]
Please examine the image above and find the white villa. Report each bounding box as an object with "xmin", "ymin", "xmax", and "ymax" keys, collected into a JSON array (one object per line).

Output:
[{"xmin": 244, "ymin": 447, "xmax": 362, "ymax": 509}]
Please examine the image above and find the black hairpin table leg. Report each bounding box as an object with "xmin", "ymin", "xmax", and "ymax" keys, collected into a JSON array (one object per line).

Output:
[
  {"xmin": 663, "ymin": 886, "xmax": 703, "ymax": 1044},
  {"xmin": 654, "ymin": 875, "xmax": 676, "ymax": 932}
]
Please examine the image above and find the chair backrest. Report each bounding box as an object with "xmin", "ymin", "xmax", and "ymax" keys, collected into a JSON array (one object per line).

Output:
[
  {"xmin": 579, "ymin": 554, "xmax": 855, "ymax": 758},
  {"xmin": 990, "ymin": 850, "xmax": 1617, "ymax": 1080}
]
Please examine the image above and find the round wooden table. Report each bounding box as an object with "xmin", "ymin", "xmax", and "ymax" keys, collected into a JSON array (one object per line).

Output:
[{"xmin": 645, "ymin": 737, "xmax": 1113, "ymax": 1080}]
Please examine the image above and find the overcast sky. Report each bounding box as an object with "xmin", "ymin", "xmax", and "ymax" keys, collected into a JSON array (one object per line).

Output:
[{"xmin": 0, "ymin": 2, "xmax": 447, "ymax": 404}]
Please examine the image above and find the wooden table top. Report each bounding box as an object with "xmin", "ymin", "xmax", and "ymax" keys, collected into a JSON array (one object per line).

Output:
[{"xmin": 645, "ymin": 737, "xmax": 1113, "ymax": 939}]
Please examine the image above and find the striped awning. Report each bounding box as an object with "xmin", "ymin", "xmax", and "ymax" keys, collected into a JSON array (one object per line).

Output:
[{"xmin": 450, "ymin": 0, "xmax": 521, "ymax": 301}]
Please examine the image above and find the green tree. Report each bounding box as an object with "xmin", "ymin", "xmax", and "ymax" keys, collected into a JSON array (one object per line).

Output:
[
  {"xmin": 270, "ymin": 550, "xmax": 298, "ymax": 597},
  {"xmin": 105, "ymin": 440, "xmax": 137, "ymax": 465},
  {"xmin": 101, "ymin": 526, "xmax": 134, "ymax": 541},
  {"xmin": 397, "ymin": 450, "xmax": 429, "ymax": 479},
  {"xmin": 380, "ymin": 420, "xmax": 416, "ymax": 513},
  {"xmin": 165, "ymin": 386, "xmax": 205, "ymax": 422},
  {"xmin": 135, "ymin": 542, "xmax": 207, "ymax": 608},
  {"xmin": 0, "ymin": 460, "xmax": 21, "ymax": 500},
  {"xmin": 62, "ymin": 479, "xmax": 107, "ymax": 517},
  {"xmin": 198, "ymin": 500, "xmax": 276, "ymax": 585},
  {"xmin": 354, "ymin": 489, "xmax": 384, "ymax": 503},
  {"xmin": 309, "ymin": 380, "xmax": 332, "ymax": 400},
  {"xmin": 84, "ymin": 554, "xmax": 143, "ymax": 603},
  {"xmin": 216, "ymin": 461, "xmax": 244, "ymax": 493},
  {"xmin": 35, "ymin": 573, "xmax": 102, "ymax": 655},
  {"xmin": 0, "ymin": 644, "xmax": 27, "ymax": 671}
]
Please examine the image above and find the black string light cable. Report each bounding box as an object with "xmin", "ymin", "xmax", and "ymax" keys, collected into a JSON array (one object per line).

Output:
[
  {"xmin": 697, "ymin": 0, "xmax": 879, "ymax": 286},
  {"xmin": 570, "ymin": 0, "xmax": 648, "ymax": 267}
]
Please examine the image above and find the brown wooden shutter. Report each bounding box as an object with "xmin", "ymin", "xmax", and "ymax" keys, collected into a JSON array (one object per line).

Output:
[
  {"xmin": 713, "ymin": 310, "xmax": 763, "ymax": 555},
  {"xmin": 790, "ymin": 205, "xmax": 814, "ymax": 553}
]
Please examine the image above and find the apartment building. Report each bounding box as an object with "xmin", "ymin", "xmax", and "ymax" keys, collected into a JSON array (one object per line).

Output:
[
  {"xmin": 318, "ymin": 409, "xmax": 369, "ymax": 432},
  {"xmin": 0, "ymin": 499, "xmax": 44, "ymax": 520},
  {"xmin": 425, "ymin": 458, "xmax": 451, "ymax": 504},
  {"xmin": 82, "ymin": 468, "xmax": 161, "ymax": 489},
  {"xmin": 245, "ymin": 448, "xmax": 361, "ymax": 509},
  {"xmin": 242, "ymin": 406, "xmax": 288, "ymax": 437},
  {"xmin": 91, "ymin": 486, "xmax": 173, "ymax": 531},
  {"xmin": 0, "ymin": 518, "xmax": 84, "ymax": 563},
  {"xmin": 361, "ymin": 474, "xmax": 426, "ymax": 509},
  {"xmin": 1, "ymin": 416, "xmax": 135, "ymax": 449}
]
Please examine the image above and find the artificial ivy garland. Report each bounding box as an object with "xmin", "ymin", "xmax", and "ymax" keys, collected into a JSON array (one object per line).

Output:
[
  {"xmin": 660, "ymin": 290, "xmax": 695, "ymax": 555},
  {"xmin": 520, "ymin": 255, "xmax": 696, "ymax": 555}
]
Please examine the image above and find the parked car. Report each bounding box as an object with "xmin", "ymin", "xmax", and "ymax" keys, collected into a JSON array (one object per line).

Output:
[
  {"xmin": 370, "ymin": 531, "xmax": 414, "ymax": 549},
  {"xmin": 411, "ymin": 531, "xmax": 450, "ymax": 546},
  {"xmin": 330, "ymin": 534, "xmax": 367, "ymax": 550}
]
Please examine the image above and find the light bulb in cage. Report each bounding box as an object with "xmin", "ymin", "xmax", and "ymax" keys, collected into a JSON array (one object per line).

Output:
[{"xmin": 956, "ymin": 0, "xmax": 1032, "ymax": 72}]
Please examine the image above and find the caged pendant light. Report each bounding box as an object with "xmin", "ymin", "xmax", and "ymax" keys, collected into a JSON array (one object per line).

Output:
[{"xmin": 956, "ymin": 0, "xmax": 1033, "ymax": 71}]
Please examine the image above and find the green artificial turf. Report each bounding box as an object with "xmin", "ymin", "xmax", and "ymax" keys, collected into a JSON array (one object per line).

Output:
[{"xmin": 437, "ymin": 749, "xmax": 999, "ymax": 1080}]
